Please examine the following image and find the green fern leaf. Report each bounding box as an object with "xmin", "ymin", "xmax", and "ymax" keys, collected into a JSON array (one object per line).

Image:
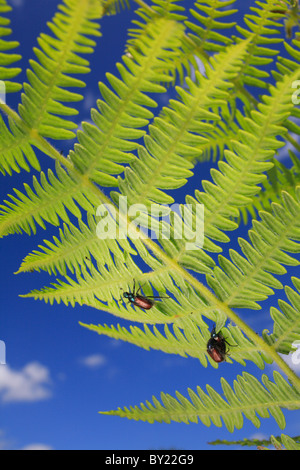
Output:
[
  {"xmin": 115, "ymin": 39, "xmax": 250, "ymax": 210},
  {"xmin": 207, "ymin": 189, "xmax": 300, "ymax": 310},
  {"xmin": 240, "ymin": 155, "xmax": 300, "ymax": 225},
  {"xmin": 168, "ymin": 0, "xmax": 237, "ymax": 83},
  {"xmin": 11, "ymin": 53, "xmax": 300, "ymax": 322},
  {"xmin": 0, "ymin": 114, "xmax": 40, "ymax": 175},
  {"xmin": 270, "ymin": 434, "xmax": 300, "ymax": 451},
  {"xmin": 102, "ymin": 0, "xmax": 130, "ymax": 16},
  {"xmin": 18, "ymin": 0, "xmax": 102, "ymax": 140},
  {"xmin": 16, "ymin": 213, "xmax": 136, "ymax": 276},
  {"xmin": 2, "ymin": 0, "xmax": 300, "ymax": 439},
  {"xmin": 208, "ymin": 433, "xmax": 300, "ymax": 448},
  {"xmin": 20, "ymin": 257, "xmax": 199, "ymax": 323},
  {"xmin": 275, "ymin": 35, "xmax": 300, "ymax": 145},
  {"xmin": 70, "ymin": 15, "xmax": 186, "ymax": 187},
  {"xmin": 233, "ymin": 0, "xmax": 285, "ymax": 89},
  {"xmin": 100, "ymin": 371, "xmax": 300, "ymax": 431},
  {"xmin": 169, "ymin": 65, "xmax": 300, "ymax": 274},
  {"xmin": 186, "ymin": 0, "xmax": 237, "ymax": 53},
  {"xmin": 263, "ymin": 277, "xmax": 300, "ymax": 354},
  {"xmin": 0, "ymin": 0, "xmax": 22, "ymax": 93},
  {"xmin": 0, "ymin": 12, "xmax": 187, "ymax": 235},
  {"xmin": 0, "ymin": 162, "xmax": 99, "ymax": 236},
  {"xmin": 79, "ymin": 320, "xmax": 267, "ymax": 369}
]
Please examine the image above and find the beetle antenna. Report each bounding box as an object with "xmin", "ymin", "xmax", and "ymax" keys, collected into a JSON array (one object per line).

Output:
[
  {"xmin": 145, "ymin": 295, "xmax": 170, "ymax": 299},
  {"xmin": 136, "ymin": 282, "xmax": 146, "ymax": 295},
  {"xmin": 118, "ymin": 287, "xmax": 124, "ymax": 303}
]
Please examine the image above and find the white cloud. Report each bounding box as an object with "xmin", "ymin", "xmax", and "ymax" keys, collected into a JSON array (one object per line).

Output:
[
  {"xmin": 109, "ymin": 338, "xmax": 122, "ymax": 348},
  {"xmin": 0, "ymin": 429, "xmax": 53, "ymax": 450},
  {"xmin": 0, "ymin": 362, "xmax": 52, "ymax": 403},
  {"xmin": 21, "ymin": 443, "xmax": 53, "ymax": 450},
  {"xmin": 266, "ymin": 350, "xmax": 300, "ymax": 377},
  {"xmin": 9, "ymin": 0, "xmax": 24, "ymax": 7},
  {"xmin": 82, "ymin": 92, "xmax": 97, "ymax": 111},
  {"xmin": 280, "ymin": 351, "xmax": 300, "ymax": 372},
  {"xmin": 249, "ymin": 432, "xmax": 268, "ymax": 441},
  {"xmin": 194, "ymin": 55, "xmax": 207, "ymax": 77},
  {"xmin": 79, "ymin": 353, "xmax": 107, "ymax": 369}
]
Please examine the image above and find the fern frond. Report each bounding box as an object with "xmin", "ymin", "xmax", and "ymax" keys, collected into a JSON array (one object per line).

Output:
[
  {"xmin": 240, "ymin": 154, "xmax": 300, "ymax": 225},
  {"xmin": 207, "ymin": 188, "xmax": 300, "ymax": 310},
  {"xmin": 79, "ymin": 320, "xmax": 267, "ymax": 369},
  {"xmin": 162, "ymin": 0, "xmax": 238, "ymax": 84},
  {"xmin": 20, "ymin": 256, "xmax": 189, "ymax": 323},
  {"xmin": 0, "ymin": 0, "xmax": 22, "ymax": 93},
  {"xmin": 170, "ymin": 66, "xmax": 300, "ymax": 273},
  {"xmin": 262, "ymin": 277, "xmax": 300, "ymax": 354},
  {"xmin": 0, "ymin": 13, "xmax": 187, "ymax": 235},
  {"xmin": 102, "ymin": 0, "xmax": 130, "ymax": 16},
  {"xmin": 116, "ymin": 39, "xmax": 250, "ymax": 209},
  {"xmin": 270, "ymin": 434, "xmax": 300, "ymax": 451},
  {"xmin": 21, "ymin": 251, "xmax": 208, "ymax": 323},
  {"xmin": 233, "ymin": 0, "xmax": 285, "ymax": 90},
  {"xmin": 208, "ymin": 433, "xmax": 300, "ymax": 448},
  {"xmin": 13, "ymin": 63, "xmax": 299, "ymax": 315},
  {"xmin": 0, "ymin": 162, "xmax": 99, "ymax": 237},
  {"xmin": 70, "ymin": 15, "xmax": 186, "ymax": 187},
  {"xmin": 16, "ymin": 213, "xmax": 136, "ymax": 276},
  {"xmin": 235, "ymin": 32, "xmax": 300, "ymax": 222},
  {"xmin": 0, "ymin": 115, "xmax": 40, "ymax": 175},
  {"xmin": 179, "ymin": 0, "xmax": 284, "ymax": 96},
  {"xmin": 186, "ymin": 0, "xmax": 237, "ymax": 53},
  {"xmin": 18, "ymin": 0, "xmax": 102, "ymax": 140},
  {"xmin": 126, "ymin": 0, "xmax": 187, "ymax": 69},
  {"xmin": 184, "ymin": 104, "xmax": 241, "ymax": 163},
  {"xmin": 100, "ymin": 371, "xmax": 300, "ymax": 431},
  {"xmin": 150, "ymin": 0, "xmax": 186, "ymax": 21},
  {"xmin": 276, "ymin": 35, "xmax": 300, "ymax": 140}
]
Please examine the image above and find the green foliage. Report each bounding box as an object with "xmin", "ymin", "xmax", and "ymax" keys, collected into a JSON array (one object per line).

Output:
[
  {"xmin": 208, "ymin": 433, "xmax": 300, "ymax": 449},
  {"xmin": 79, "ymin": 320, "xmax": 268, "ymax": 368},
  {"xmin": 0, "ymin": 0, "xmax": 22, "ymax": 92},
  {"xmin": 20, "ymin": 0, "xmax": 102, "ymax": 140},
  {"xmin": 100, "ymin": 371, "xmax": 300, "ymax": 431},
  {"xmin": 263, "ymin": 277, "xmax": 300, "ymax": 354},
  {"xmin": 1, "ymin": 0, "xmax": 300, "ymax": 445}
]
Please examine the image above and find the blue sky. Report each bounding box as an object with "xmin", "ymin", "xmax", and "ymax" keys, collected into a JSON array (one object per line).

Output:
[{"xmin": 1, "ymin": 0, "xmax": 300, "ymax": 451}]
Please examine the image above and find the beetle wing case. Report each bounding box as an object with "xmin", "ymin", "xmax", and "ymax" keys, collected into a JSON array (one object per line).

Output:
[{"xmin": 133, "ymin": 295, "xmax": 154, "ymax": 310}]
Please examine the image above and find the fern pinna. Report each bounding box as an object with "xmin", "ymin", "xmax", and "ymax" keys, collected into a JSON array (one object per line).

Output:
[{"xmin": 1, "ymin": 0, "xmax": 300, "ymax": 449}]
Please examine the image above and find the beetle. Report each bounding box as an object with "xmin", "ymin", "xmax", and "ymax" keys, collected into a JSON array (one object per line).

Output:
[
  {"xmin": 207, "ymin": 325, "xmax": 230, "ymax": 363},
  {"xmin": 121, "ymin": 279, "xmax": 169, "ymax": 310}
]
